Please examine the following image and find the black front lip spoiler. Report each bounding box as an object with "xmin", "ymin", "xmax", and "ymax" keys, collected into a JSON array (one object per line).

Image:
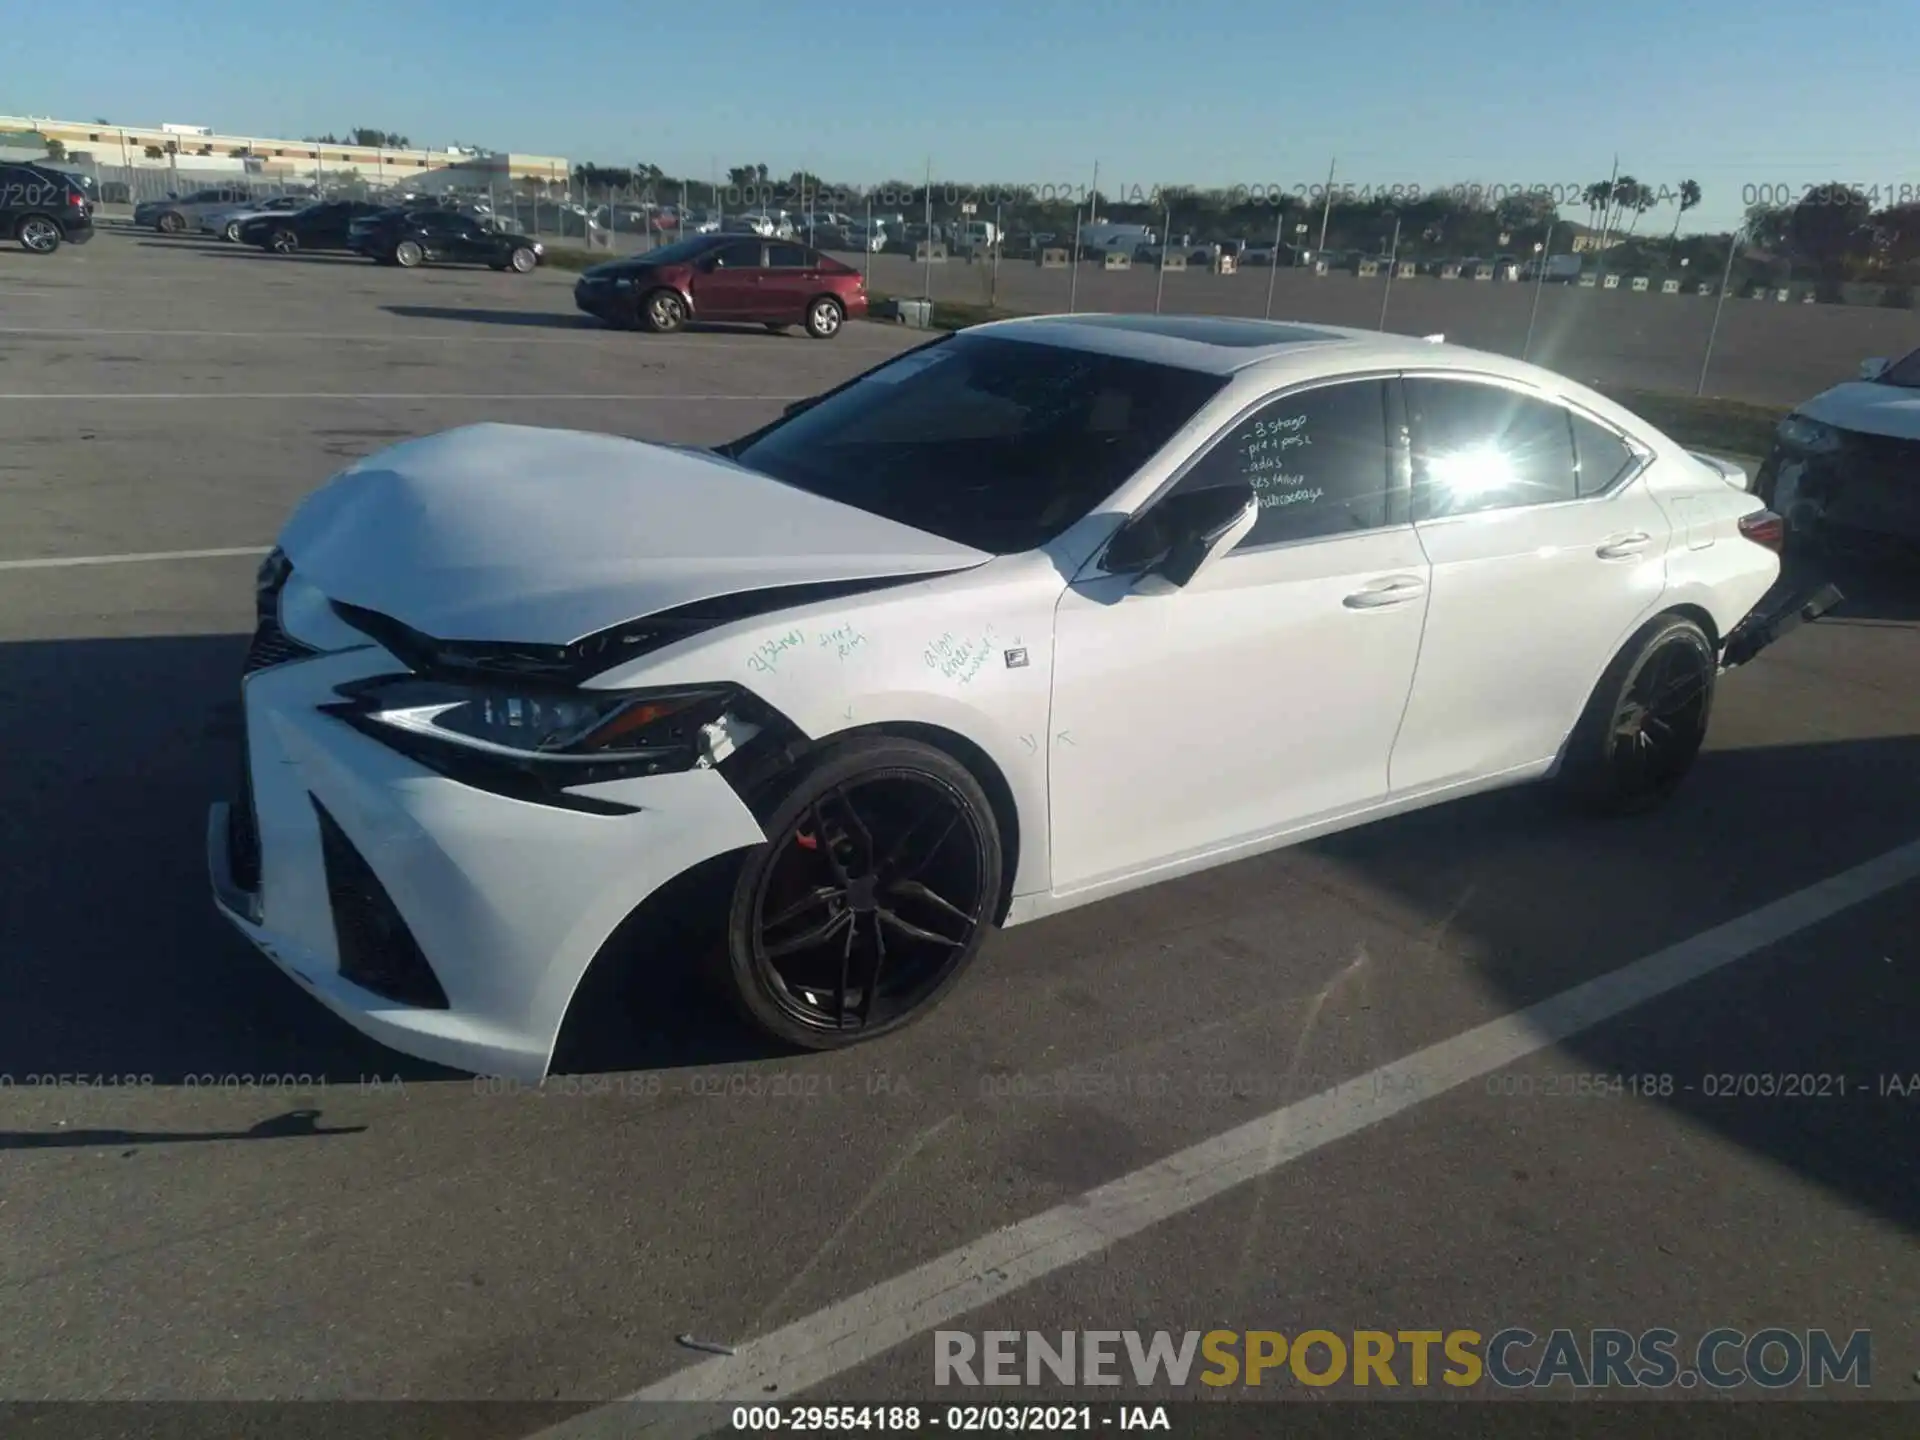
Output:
[{"xmin": 1721, "ymin": 581, "xmax": 1845, "ymax": 670}]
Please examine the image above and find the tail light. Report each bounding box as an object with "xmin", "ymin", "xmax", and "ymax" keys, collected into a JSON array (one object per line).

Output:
[
  {"xmin": 1738, "ymin": 509, "xmax": 1785, "ymax": 553},
  {"xmin": 68, "ymin": 192, "xmax": 85, "ymax": 208}
]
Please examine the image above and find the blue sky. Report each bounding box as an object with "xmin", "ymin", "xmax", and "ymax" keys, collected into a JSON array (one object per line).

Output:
[{"xmin": 14, "ymin": 0, "xmax": 1919, "ymax": 233}]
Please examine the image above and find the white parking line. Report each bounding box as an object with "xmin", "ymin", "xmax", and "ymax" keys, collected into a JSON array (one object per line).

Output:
[
  {"xmin": 0, "ymin": 546, "xmax": 271, "ymax": 572},
  {"xmin": 529, "ymin": 836, "xmax": 1920, "ymax": 1437},
  {"xmin": 0, "ymin": 394, "xmax": 801, "ymax": 402},
  {"xmin": 0, "ymin": 325, "xmax": 906, "ymax": 352}
]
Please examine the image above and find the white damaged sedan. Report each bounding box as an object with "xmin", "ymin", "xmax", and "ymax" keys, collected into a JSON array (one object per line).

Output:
[{"xmin": 210, "ymin": 314, "xmax": 1827, "ymax": 1079}]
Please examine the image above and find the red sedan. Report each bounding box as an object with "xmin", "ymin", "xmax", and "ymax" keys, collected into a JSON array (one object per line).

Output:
[{"xmin": 574, "ymin": 233, "xmax": 869, "ymax": 339}]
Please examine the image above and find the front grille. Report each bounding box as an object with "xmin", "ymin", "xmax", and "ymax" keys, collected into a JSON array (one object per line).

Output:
[
  {"xmin": 311, "ymin": 798, "xmax": 450, "ymax": 1009},
  {"xmin": 244, "ymin": 611, "xmax": 317, "ymax": 674},
  {"xmin": 1841, "ymin": 429, "xmax": 1920, "ymax": 483}
]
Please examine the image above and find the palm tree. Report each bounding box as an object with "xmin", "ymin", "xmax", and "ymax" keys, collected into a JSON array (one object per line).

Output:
[
  {"xmin": 1669, "ymin": 179, "xmax": 1702, "ymax": 241},
  {"xmin": 1583, "ymin": 180, "xmax": 1611, "ymax": 233}
]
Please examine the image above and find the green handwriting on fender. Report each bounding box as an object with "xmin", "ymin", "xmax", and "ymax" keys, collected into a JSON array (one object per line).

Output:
[
  {"xmin": 746, "ymin": 629, "xmax": 807, "ymax": 675},
  {"xmin": 925, "ymin": 631, "xmax": 994, "ymax": 685}
]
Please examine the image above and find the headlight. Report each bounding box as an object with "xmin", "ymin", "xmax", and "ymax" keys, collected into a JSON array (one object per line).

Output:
[
  {"xmin": 254, "ymin": 546, "xmax": 293, "ymax": 623},
  {"xmin": 327, "ymin": 676, "xmax": 745, "ymax": 767},
  {"xmin": 1776, "ymin": 413, "xmax": 1841, "ymax": 454}
]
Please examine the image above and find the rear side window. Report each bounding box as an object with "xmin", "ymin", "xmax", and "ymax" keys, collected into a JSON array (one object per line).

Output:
[
  {"xmin": 1568, "ymin": 412, "xmax": 1638, "ymax": 495},
  {"xmin": 767, "ymin": 243, "xmax": 811, "ymax": 268},
  {"xmin": 1170, "ymin": 380, "xmax": 1396, "ymax": 545},
  {"xmin": 1407, "ymin": 378, "xmax": 1579, "ymax": 519}
]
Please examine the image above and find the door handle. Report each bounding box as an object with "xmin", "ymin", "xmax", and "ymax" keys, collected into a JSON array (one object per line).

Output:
[
  {"xmin": 1343, "ymin": 577, "xmax": 1427, "ymax": 609},
  {"xmin": 1596, "ymin": 532, "xmax": 1652, "ymax": 559}
]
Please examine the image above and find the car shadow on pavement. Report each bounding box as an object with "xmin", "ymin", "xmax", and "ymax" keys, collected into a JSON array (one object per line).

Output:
[
  {"xmin": 0, "ymin": 1108, "xmax": 366, "ymax": 1151},
  {"xmin": 0, "ymin": 633, "xmax": 787, "ymax": 1090},
  {"xmin": 382, "ymin": 305, "xmax": 595, "ymax": 330}
]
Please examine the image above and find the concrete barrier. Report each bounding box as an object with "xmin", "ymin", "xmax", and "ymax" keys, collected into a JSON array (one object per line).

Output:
[
  {"xmin": 1602, "ymin": 274, "xmax": 1621, "ymax": 290},
  {"xmin": 1038, "ymin": 247, "xmax": 1068, "ymax": 268},
  {"xmin": 1160, "ymin": 252, "xmax": 1187, "ymax": 272},
  {"xmin": 1577, "ymin": 274, "xmax": 1598, "ymax": 288},
  {"xmin": 913, "ymin": 242, "xmax": 946, "ymax": 263},
  {"xmin": 1214, "ymin": 254, "xmax": 1236, "ymax": 275},
  {"xmin": 1696, "ymin": 281, "xmax": 1715, "ymax": 296},
  {"xmin": 1661, "ymin": 279, "xmax": 1681, "ymax": 294},
  {"xmin": 1438, "ymin": 263, "xmax": 1461, "ymax": 279},
  {"xmin": 1356, "ymin": 260, "xmax": 1379, "ymax": 278},
  {"xmin": 1775, "ymin": 288, "xmax": 1791, "ymax": 302},
  {"xmin": 1103, "ymin": 251, "xmax": 1131, "ymax": 271},
  {"xmin": 1472, "ymin": 264, "xmax": 1493, "ymax": 280},
  {"xmin": 1630, "ymin": 276, "xmax": 1650, "ymax": 292},
  {"xmin": 1396, "ymin": 261, "xmax": 1417, "ymax": 279},
  {"xmin": 1312, "ymin": 259, "xmax": 1328, "ymax": 275}
]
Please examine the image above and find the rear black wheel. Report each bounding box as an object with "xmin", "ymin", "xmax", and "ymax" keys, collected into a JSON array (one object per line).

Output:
[
  {"xmin": 716, "ymin": 738, "xmax": 1002, "ymax": 1048},
  {"xmin": 1556, "ymin": 614, "xmax": 1716, "ymax": 815},
  {"xmin": 268, "ymin": 228, "xmax": 299, "ymax": 255}
]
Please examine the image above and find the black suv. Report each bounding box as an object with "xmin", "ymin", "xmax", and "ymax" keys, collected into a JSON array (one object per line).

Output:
[{"xmin": 0, "ymin": 163, "xmax": 94, "ymax": 254}]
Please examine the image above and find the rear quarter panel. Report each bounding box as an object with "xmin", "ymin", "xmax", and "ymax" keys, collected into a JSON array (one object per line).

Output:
[{"xmin": 585, "ymin": 556, "xmax": 1065, "ymax": 899}]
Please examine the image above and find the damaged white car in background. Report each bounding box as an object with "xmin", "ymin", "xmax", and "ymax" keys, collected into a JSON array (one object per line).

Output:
[{"xmin": 208, "ymin": 314, "xmax": 1835, "ymax": 1081}]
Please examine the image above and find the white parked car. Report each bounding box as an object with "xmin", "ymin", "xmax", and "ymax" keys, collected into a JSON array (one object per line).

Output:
[
  {"xmin": 210, "ymin": 315, "xmax": 1822, "ymax": 1081},
  {"xmin": 199, "ymin": 194, "xmax": 310, "ymax": 241},
  {"xmin": 1754, "ymin": 345, "xmax": 1920, "ymax": 554}
]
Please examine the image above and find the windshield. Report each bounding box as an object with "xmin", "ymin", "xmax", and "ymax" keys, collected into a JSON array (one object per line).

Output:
[
  {"xmin": 1878, "ymin": 348, "xmax": 1920, "ymax": 388},
  {"xmin": 626, "ymin": 235, "xmax": 725, "ymax": 265},
  {"xmin": 724, "ymin": 334, "xmax": 1226, "ymax": 553}
]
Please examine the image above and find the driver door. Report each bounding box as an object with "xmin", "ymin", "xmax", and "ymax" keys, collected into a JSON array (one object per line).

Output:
[
  {"xmin": 691, "ymin": 239, "xmax": 765, "ymax": 320},
  {"xmin": 1047, "ymin": 377, "xmax": 1431, "ymax": 895}
]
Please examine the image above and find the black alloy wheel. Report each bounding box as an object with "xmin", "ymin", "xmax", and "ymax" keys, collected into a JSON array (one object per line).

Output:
[
  {"xmin": 1558, "ymin": 614, "xmax": 1716, "ymax": 814},
  {"xmin": 719, "ymin": 738, "xmax": 1001, "ymax": 1048}
]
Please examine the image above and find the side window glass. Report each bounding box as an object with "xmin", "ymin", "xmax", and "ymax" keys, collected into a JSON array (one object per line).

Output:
[
  {"xmin": 1170, "ymin": 380, "xmax": 1394, "ymax": 546},
  {"xmin": 715, "ymin": 241, "xmax": 761, "ymax": 268},
  {"xmin": 767, "ymin": 243, "xmax": 810, "ymax": 268},
  {"xmin": 1568, "ymin": 411, "xmax": 1638, "ymax": 496},
  {"xmin": 1408, "ymin": 379, "xmax": 1578, "ymax": 518}
]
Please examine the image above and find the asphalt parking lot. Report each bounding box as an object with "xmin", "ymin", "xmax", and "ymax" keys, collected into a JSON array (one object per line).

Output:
[{"xmin": 2, "ymin": 232, "xmax": 1917, "ymax": 1425}]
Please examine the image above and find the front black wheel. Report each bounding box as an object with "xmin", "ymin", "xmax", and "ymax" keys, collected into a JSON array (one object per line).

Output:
[
  {"xmin": 716, "ymin": 738, "xmax": 1002, "ymax": 1049},
  {"xmin": 1556, "ymin": 614, "xmax": 1716, "ymax": 815}
]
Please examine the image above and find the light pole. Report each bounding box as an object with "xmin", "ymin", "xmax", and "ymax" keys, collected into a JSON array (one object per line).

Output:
[
  {"xmin": 1697, "ymin": 229, "xmax": 1744, "ymax": 397},
  {"xmin": 1377, "ymin": 214, "xmax": 1402, "ymax": 330},
  {"xmin": 1522, "ymin": 225, "xmax": 1554, "ymax": 362},
  {"xmin": 1069, "ymin": 204, "xmax": 1083, "ymax": 313},
  {"xmin": 1155, "ymin": 193, "xmax": 1171, "ymax": 314},
  {"xmin": 1295, "ymin": 221, "xmax": 1308, "ymax": 267},
  {"xmin": 1263, "ymin": 204, "xmax": 1285, "ymax": 319}
]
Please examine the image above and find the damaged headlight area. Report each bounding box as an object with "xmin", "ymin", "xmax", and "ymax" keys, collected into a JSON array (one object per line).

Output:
[
  {"xmin": 323, "ymin": 676, "xmax": 767, "ymax": 813},
  {"xmin": 1775, "ymin": 413, "xmax": 1842, "ymax": 454}
]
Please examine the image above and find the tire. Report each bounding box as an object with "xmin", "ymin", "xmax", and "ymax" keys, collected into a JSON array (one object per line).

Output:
[
  {"xmin": 715, "ymin": 736, "xmax": 1003, "ymax": 1050},
  {"xmin": 394, "ymin": 240, "xmax": 423, "ymax": 268},
  {"xmin": 804, "ymin": 295, "xmax": 845, "ymax": 339},
  {"xmin": 640, "ymin": 287, "xmax": 687, "ymax": 334},
  {"xmin": 223, "ymin": 220, "xmax": 243, "ymax": 242},
  {"xmin": 1555, "ymin": 613, "xmax": 1717, "ymax": 815},
  {"xmin": 158, "ymin": 211, "xmax": 188, "ymax": 234},
  {"xmin": 268, "ymin": 228, "xmax": 299, "ymax": 255},
  {"xmin": 16, "ymin": 215, "xmax": 61, "ymax": 255},
  {"xmin": 508, "ymin": 246, "xmax": 537, "ymax": 273}
]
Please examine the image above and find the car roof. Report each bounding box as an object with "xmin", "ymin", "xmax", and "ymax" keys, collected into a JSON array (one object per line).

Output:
[{"xmin": 967, "ymin": 312, "xmax": 1496, "ymax": 377}]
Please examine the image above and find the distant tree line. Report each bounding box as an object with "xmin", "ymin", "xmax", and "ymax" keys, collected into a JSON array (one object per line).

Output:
[{"xmin": 302, "ymin": 128, "xmax": 413, "ymax": 148}]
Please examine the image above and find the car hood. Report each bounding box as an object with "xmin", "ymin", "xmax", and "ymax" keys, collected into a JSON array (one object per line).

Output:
[
  {"xmin": 277, "ymin": 422, "xmax": 990, "ymax": 644},
  {"xmin": 1798, "ymin": 381, "xmax": 1920, "ymax": 443},
  {"xmin": 580, "ymin": 257, "xmax": 666, "ymax": 280}
]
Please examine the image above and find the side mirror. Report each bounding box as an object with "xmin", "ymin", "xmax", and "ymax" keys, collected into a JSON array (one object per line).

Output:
[
  {"xmin": 1104, "ymin": 483, "xmax": 1259, "ymax": 588},
  {"xmin": 1860, "ymin": 357, "xmax": 1890, "ymax": 381},
  {"xmin": 782, "ymin": 396, "xmax": 819, "ymax": 418}
]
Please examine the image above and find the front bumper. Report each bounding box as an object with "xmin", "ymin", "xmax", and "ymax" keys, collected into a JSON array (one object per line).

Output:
[
  {"xmin": 1757, "ymin": 433, "xmax": 1920, "ymax": 548},
  {"xmin": 574, "ymin": 281, "xmax": 628, "ymax": 320},
  {"xmin": 207, "ymin": 645, "xmax": 766, "ymax": 1079}
]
